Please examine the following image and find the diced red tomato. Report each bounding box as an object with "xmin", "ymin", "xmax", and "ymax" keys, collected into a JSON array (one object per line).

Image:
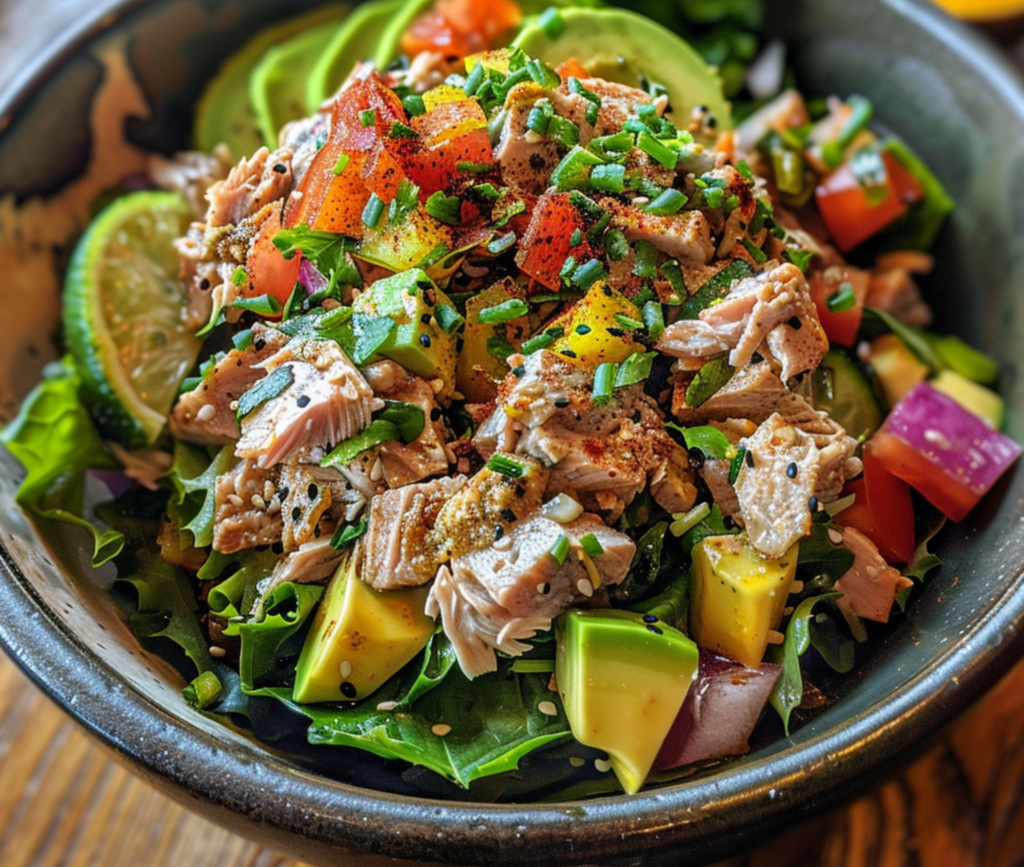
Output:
[
  {"xmin": 399, "ymin": 99, "xmax": 492, "ymax": 195},
  {"xmin": 835, "ymin": 446, "xmax": 916, "ymax": 563},
  {"xmin": 808, "ymin": 265, "xmax": 870, "ymax": 348},
  {"xmin": 515, "ymin": 192, "xmax": 592, "ymax": 291},
  {"xmin": 401, "ymin": 0, "xmax": 522, "ymax": 60},
  {"xmin": 556, "ymin": 57, "xmax": 591, "ymax": 81},
  {"xmin": 245, "ymin": 210, "xmax": 302, "ymax": 311},
  {"xmin": 815, "ymin": 151, "xmax": 923, "ymax": 252}
]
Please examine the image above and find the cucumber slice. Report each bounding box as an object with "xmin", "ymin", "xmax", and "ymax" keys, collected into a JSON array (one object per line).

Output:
[
  {"xmin": 307, "ymin": 0, "xmax": 405, "ymax": 111},
  {"xmin": 813, "ymin": 348, "xmax": 884, "ymax": 443},
  {"xmin": 63, "ymin": 192, "xmax": 200, "ymax": 449},
  {"xmin": 513, "ymin": 8, "xmax": 731, "ymax": 129},
  {"xmin": 194, "ymin": 5, "xmax": 346, "ymax": 157},
  {"xmin": 251, "ymin": 16, "xmax": 348, "ymax": 148}
]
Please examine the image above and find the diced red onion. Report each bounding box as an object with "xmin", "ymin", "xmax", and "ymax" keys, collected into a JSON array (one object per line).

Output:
[
  {"xmin": 86, "ymin": 468, "xmax": 135, "ymax": 499},
  {"xmin": 654, "ymin": 649, "xmax": 781, "ymax": 770},
  {"xmin": 299, "ymin": 257, "xmax": 330, "ymax": 296}
]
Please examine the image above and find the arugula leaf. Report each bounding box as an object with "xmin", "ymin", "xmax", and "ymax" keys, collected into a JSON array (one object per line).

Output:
[
  {"xmin": 808, "ymin": 611, "xmax": 855, "ymax": 674},
  {"xmin": 613, "ymin": 522, "xmax": 669, "ymax": 605},
  {"xmin": 239, "ymin": 582, "xmax": 324, "ymax": 691},
  {"xmin": 794, "ymin": 523, "xmax": 856, "ymax": 593},
  {"xmin": 767, "ymin": 592, "xmax": 843, "ymax": 734},
  {"xmin": 321, "ymin": 401, "xmax": 425, "ymax": 469},
  {"xmin": 0, "ymin": 358, "xmax": 124, "ymax": 566},
  {"xmin": 685, "ymin": 355, "xmax": 735, "ymax": 408},
  {"xmin": 272, "ymin": 227, "xmax": 362, "ymax": 288},
  {"xmin": 235, "ymin": 365, "xmax": 294, "ymax": 421},
  {"xmin": 678, "ymin": 259, "xmax": 754, "ymax": 320}
]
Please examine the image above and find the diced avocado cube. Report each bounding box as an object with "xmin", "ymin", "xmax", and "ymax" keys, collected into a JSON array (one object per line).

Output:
[
  {"xmin": 555, "ymin": 609, "xmax": 699, "ymax": 795},
  {"xmin": 930, "ymin": 369, "xmax": 1005, "ymax": 429},
  {"xmin": 690, "ymin": 534, "xmax": 798, "ymax": 668},
  {"xmin": 293, "ymin": 555, "xmax": 434, "ymax": 703},
  {"xmin": 867, "ymin": 333, "xmax": 929, "ymax": 409},
  {"xmin": 352, "ymin": 268, "xmax": 458, "ymax": 393}
]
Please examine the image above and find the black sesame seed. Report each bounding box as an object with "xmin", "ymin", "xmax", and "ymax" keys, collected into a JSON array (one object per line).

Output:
[
  {"xmin": 786, "ymin": 462, "xmax": 798, "ymax": 479},
  {"xmin": 199, "ymin": 278, "xmax": 211, "ymax": 291},
  {"xmin": 420, "ymin": 313, "xmax": 432, "ymax": 325},
  {"xmin": 500, "ymin": 508, "xmax": 517, "ymax": 522},
  {"xmin": 297, "ymin": 394, "xmax": 311, "ymax": 408},
  {"xmin": 538, "ymin": 582, "xmax": 551, "ymax": 595},
  {"xmin": 646, "ymin": 624, "xmax": 664, "ymax": 635},
  {"xmin": 430, "ymin": 407, "xmax": 442, "ymax": 421},
  {"xmin": 340, "ymin": 681, "xmax": 357, "ymax": 698},
  {"xmin": 787, "ymin": 316, "xmax": 803, "ymax": 331},
  {"xmin": 292, "ymin": 507, "xmax": 303, "ymax": 521},
  {"xmin": 272, "ymin": 163, "xmax": 288, "ymax": 174},
  {"xmin": 553, "ymin": 397, "xmax": 570, "ymax": 408},
  {"xmin": 514, "ymin": 485, "xmax": 527, "ymax": 498},
  {"xmin": 607, "ymin": 327, "xmax": 626, "ymax": 338},
  {"xmin": 308, "ymin": 483, "xmax": 319, "ymax": 499},
  {"xmin": 808, "ymin": 496, "xmax": 819, "ymax": 513},
  {"xmin": 512, "ymin": 365, "xmax": 526, "ymax": 377},
  {"xmin": 559, "ymin": 349, "xmax": 578, "ymax": 359},
  {"xmin": 745, "ymin": 450, "xmax": 755, "ymax": 467},
  {"xmin": 419, "ymin": 333, "xmax": 432, "ymax": 348},
  {"xmin": 642, "ymin": 614, "xmax": 658, "ymax": 623},
  {"xmin": 632, "ymin": 410, "xmax": 642, "ymax": 423},
  {"xmin": 253, "ymin": 336, "xmax": 266, "ymax": 351},
  {"xmin": 272, "ymin": 542, "xmax": 284, "ymax": 555},
  {"xmin": 494, "ymin": 525, "xmax": 505, "ymax": 541},
  {"xmin": 723, "ymin": 515, "xmax": 736, "ymax": 531}
]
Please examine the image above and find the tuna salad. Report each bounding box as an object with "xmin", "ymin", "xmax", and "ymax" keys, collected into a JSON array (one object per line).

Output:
[{"xmin": 4, "ymin": 0, "xmax": 1021, "ymax": 798}]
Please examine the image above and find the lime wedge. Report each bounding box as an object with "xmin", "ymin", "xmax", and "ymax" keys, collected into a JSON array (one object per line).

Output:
[
  {"xmin": 194, "ymin": 5, "xmax": 348, "ymax": 157},
  {"xmin": 63, "ymin": 191, "xmax": 200, "ymax": 449}
]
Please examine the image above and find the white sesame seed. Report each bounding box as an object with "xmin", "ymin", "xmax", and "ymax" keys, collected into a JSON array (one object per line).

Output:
[
  {"xmin": 569, "ymin": 757, "xmax": 586, "ymax": 768},
  {"xmin": 196, "ymin": 403, "xmax": 217, "ymax": 422},
  {"xmin": 594, "ymin": 758, "xmax": 613, "ymax": 773},
  {"xmin": 431, "ymin": 723, "xmax": 452, "ymax": 736},
  {"xmin": 827, "ymin": 528, "xmax": 844, "ymax": 545},
  {"xmin": 264, "ymin": 480, "xmax": 276, "ymax": 500},
  {"xmin": 376, "ymin": 701, "xmax": 398, "ymax": 712},
  {"xmin": 251, "ymin": 494, "xmax": 267, "ymax": 510},
  {"xmin": 339, "ymin": 660, "xmax": 353, "ymax": 679},
  {"xmin": 369, "ymin": 458, "xmax": 384, "ymax": 482},
  {"xmin": 209, "ymin": 646, "xmax": 226, "ymax": 658},
  {"xmin": 227, "ymin": 494, "xmax": 244, "ymax": 508},
  {"xmin": 538, "ymin": 701, "xmax": 558, "ymax": 716},
  {"xmin": 536, "ymin": 582, "xmax": 550, "ymax": 595},
  {"xmin": 494, "ymin": 535, "xmax": 513, "ymax": 551},
  {"xmin": 267, "ymin": 498, "xmax": 282, "ymax": 514},
  {"xmin": 229, "ymin": 400, "xmax": 240, "ymax": 412},
  {"xmin": 865, "ymin": 565, "xmax": 879, "ymax": 578},
  {"xmin": 577, "ymin": 578, "xmax": 594, "ymax": 598}
]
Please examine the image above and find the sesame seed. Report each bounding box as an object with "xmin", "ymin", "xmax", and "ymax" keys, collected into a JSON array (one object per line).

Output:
[
  {"xmin": 419, "ymin": 333, "xmax": 432, "ymax": 348},
  {"xmin": 594, "ymin": 758, "xmax": 613, "ymax": 773},
  {"xmin": 494, "ymin": 525, "xmax": 505, "ymax": 541},
  {"xmin": 494, "ymin": 535, "xmax": 513, "ymax": 551},
  {"xmin": 263, "ymin": 481, "xmax": 276, "ymax": 500},
  {"xmin": 430, "ymin": 407, "xmax": 442, "ymax": 422},
  {"xmin": 340, "ymin": 682, "xmax": 357, "ymax": 698},
  {"xmin": 500, "ymin": 508, "xmax": 517, "ymax": 522},
  {"xmin": 308, "ymin": 483, "xmax": 319, "ymax": 499},
  {"xmin": 267, "ymin": 498, "xmax": 282, "ymax": 514},
  {"xmin": 209, "ymin": 646, "xmax": 226, "ymax": 658},
  {"xmin": 538, "ymin": 701, "xmax": 558, "ymax": 716},
  {"xmin": 251, "ymin": 494, "xmax": 267, "ymax": 510},
  {"xmin": 229, "ymin": 400, "xmax": 240, "ymax": 411},
  {"xmin": 577, "ymin": 578, "xmax": 594, "ymax": 598},
  {"xmin": 643, "ymin": 615, "xmax": 658, "ymax": 623},
  {"xmin": 227, "ymin": 494, "xmax": 244, "ymax": 508},
  {"xmin": 432, "ymin": 723, "xmax": 452, "ymax": 736},
  {"xmin": 808, "ymin": 496, "xmax": 819, "ymax": 513},
  {"xmin": 339, "ymin": 660, "xmax": 353, "ymax": 678},
  {"xmin": 827, "ymin": 528, "xmax": 844, "ymax": 545},
  {"xmin": 786, "ymin": 462, "xmax": 798, "ymax": 479},
  {"xmin": 196, "ymin": 403, "xmax": 217, "ymax": 422},
  {"xmin": 569, "ymin": 757, "xmax": 586, "ymax": 768},
  {"xmin": 377, "ymin": 701, "xmax": 398, "ymax": 712},
  {"xmin": 537, "ymin": 582, "xmax": 551, "ymax": 595},
  {"xmin": 646, "ymin": 624, "xmax": 663, "ymax": 635}
]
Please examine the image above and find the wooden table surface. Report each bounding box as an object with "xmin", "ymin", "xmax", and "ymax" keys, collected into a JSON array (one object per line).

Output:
[{"xmin": 3, "ymin": 2, "xmax": 1024, "ymax": 866}]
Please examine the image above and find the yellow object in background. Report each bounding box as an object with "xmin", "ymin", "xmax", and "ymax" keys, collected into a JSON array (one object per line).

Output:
[{"xmin": 931, "ymin": 0, "xmax": 1024, "ymax": 22}]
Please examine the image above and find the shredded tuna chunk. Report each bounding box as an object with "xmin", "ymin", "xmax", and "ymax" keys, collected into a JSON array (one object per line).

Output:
[
  {"xmin": 260, "ymin": 538, "xmax": 344, "ymax": 600},
  {"xmin": 834, "ymin": 527, "xmax": 913, "ymax": 623},
  {"xmin": 605, "ymin": 201, "xmax": 716, "ymax": 266},
  {"xmin": 375, "ymin": 374, "xmax": 450, "ymax": 488},
  {"xmin": 205, "ymin": 146, "xmax": 295, "ymax": 228},
  {"xmin": 549, "ymin": 77, "xmax": 655, "ymax": 144},
  {"xmin": 213, "ymin": 458, "xmax": 283, "ymax": 554},
  {"xmin": 494, "ymin": 83, "xmax": 564, "ymax": 199},
  {"xmin": 235, "ymin": 339, "xmax": 383, "ymax": 468}
]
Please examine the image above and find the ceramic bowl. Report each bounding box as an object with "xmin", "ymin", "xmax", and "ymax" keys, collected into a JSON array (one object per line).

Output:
[{"xmin": 2, "ymin": 0, "xmax": 1024, "ymax": 864}]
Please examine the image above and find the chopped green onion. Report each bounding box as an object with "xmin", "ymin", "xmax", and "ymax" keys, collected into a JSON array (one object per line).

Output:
[
  {"xmin": 236, "ymin": 365, "xmax": 294, "ymax": 420},
  {"xmin": 231, "ymin": 266, "xmax": 248, "ymax": 287},
  {"xmin": 642, "ymin": 300, "xmax": 665, "ymax": 341},
  {"xmin": 487, "ymin": 454, "xmax": 525, "ymax": 478},
  {"xmin": 486, "ymin": 333, "xmax": 516, "ymax": 362},
  {"xmin": 588, "ymin": 131, "xmax": 632, "ymax": 162},
  {"xmin": 572, "ymin": 258, "xmax": 606, "ymax": 290},
  {"xmin": 526, "ymin": 58, "xmax": 561, "ymax": 90},
  {"xmin": 826, "ymin": 282, "xmax": 856, "ymax": 312},
  {"xmin": 823, "ymin": 94, "xmax": 873, "ymax": 169},
  {"xmin": 183, "ymin": 671, "xmax": 223, "ymax": 710},
  {"xmin": 526, "ymin": 101, "xmax": 553, "ymax": 135},
  {"xmin": 579, "ymin": 533, "xmax": 605, "ymax": 557},
  {"xmin": 331, "ymin": 518, "xmax": 368, "ymax": 549},
  {"xmin": 741, "ymin": 237, "xmax": 768, "ymax": 265},
  {"xmin": 643, "ymin": 188, "xmax": 687, "ymax": 216},
  {"xmin": 387, "ymin": 178, "xmax": 420, "ymax": 224},
  {"xmin": 771, "ymin": 147, "xmax": 806, "ymax": 196},
  {"xmin": 478, "ymin": 298, "xmax": 529, "ymax": 324},
  {"xmin": 361, "ymin": 193, "xmax": 385, "ymax": 229},
  {"xmin": 332, "ymin": 153, "xmax": 350, "ymax": 175},
  {"xmin": 585, "ymin": 211, "xmax": 612, "ymax": 246},
  {"xmin": 570, "ymin": 228, "xmax": 583, "ymax": 247},
  {"xmin": 668, "ymin": 502, "xmax": 711, "ymax": 538},
  {"xmin": 547, "ymin": 116, "xmax": 580, "ymax": 148},
  {"xmin": 613, "ymin": 313, "xmax": 644, "ymax": 330},
  {"xmin": 591, "ymin": 163, "xmax": 626, "ymax": 193},
  {"xmin": 425, "ymin": 191, "xmax": 462, "ymax": 225},
  {"xmin": 559, "ymin": 256, "xmax": 578, "ymax": 282},
  {"xmin": 569, "ymin": 191, "xmax": 603, "ymax": 218},
  {"xmin": 592, "ymin": 362, "xmax": 618, "ymax": 406},
  {"xmin": 604, "ymin": 228, "xmax": 629, "ymax": 261},
  {"xmin": 632, "ymin": 239, "xmax": 657, "ymax": 279},
  {"xmin": 538, "ymin": 6, "xmax": 565, "ymax": 37},
  {"xmin": 230, "ymin": 294, "xmax": 281, "ymax": 317},
  {"xmin": 660, "ymin": 259, "xmax": 686, "ymax": 297},
  {"xmin": 736, "ymin": 160, "xmax": 755, "ymax": 180},
  {"xmin": 389, "ymin": 120, "xmax": 418, "ymax": 139},
  {"xmin": 637, "ymin": 130, "xmax": 678, "ymax": 169},
  {"xmin": 359, "ymin": 109, "xmax": 376, "ymax": 127},
  {"xmin": 784, "ymin": 248, "xmax": 814, "ymax": 273},
  {"xmin": 511, "ymin": 658, "xmax": 556, "ymax": 674},
  {"xmin": 435, "ymin": 303, "xmax": 465, "ymax": 333},
  {"xmin": 417, "ymin": 242, "xmax": 451, "ymax": 268},
  {"xmin": 231, "ymin": 329, "xmax": 254, "ymax": 351},
  {"xmin": 549, "ymin": 533, "xmax": 571, "ymax": 566},
  {"xmin": 457, "ymin": 160, "xmax": 495, "ymax": 173},
  {"xmin": 464, "ymin": 61, "xmax": 485, "ymax": 96},
  {"xmin": 521, "ymin": 327, "xmax": 564, "ymax": 354},
  {"xmin": 470, "ymin": 182, "xmax": 501, "ymax": 201},
  {"xmin": 487, "ymin": 231, "xmax": 517, "ymax": 255},
  {"xmin": 402, "ymin": 94, "xmax": 426, "ymax": 116},
  {"xmin": 550, "ymin": 145, "xmax": 603, "ymax": 191}
]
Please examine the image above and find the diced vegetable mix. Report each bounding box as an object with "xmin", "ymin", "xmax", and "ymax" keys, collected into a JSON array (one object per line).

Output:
[{"xmin": 2, "ymin": 0, "xmax": 1019, "ymax": 801}]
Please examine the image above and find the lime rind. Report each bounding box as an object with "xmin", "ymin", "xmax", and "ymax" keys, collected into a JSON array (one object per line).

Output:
[{"xmin": 64, "ymin": 191, "xmax": 199, "ymax": 449}]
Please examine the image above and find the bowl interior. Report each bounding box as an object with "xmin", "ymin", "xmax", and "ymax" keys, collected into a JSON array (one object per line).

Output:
[{"xmin": 2, "ymin": 0, "xmax": 1024, "ymax": 864}]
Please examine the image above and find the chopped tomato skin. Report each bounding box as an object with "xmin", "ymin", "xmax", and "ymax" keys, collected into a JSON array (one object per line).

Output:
[
  {"xmin": 401, "ymin": 0, "xmax": 522, "ymax": 60},
  {"xmin": 808, "ymin": 266, "xmax": 870, "ymax": 347},
  {"xmin": 556, "ymin": 57, "xmax": 591, "ymax": 81},
  {"xmin": 815, "ymin": 152, "xmax": 924, "ymax": 252},
  {"xmin": 515, "ymin": 192, "xmax": 593, "ymax": 291},
  {"xmin": 835, "ymin": 446, "xmax": 916, "ymax": 563},
  {"xmin": 400, "ymin": 100, "xmax": 492, "ymax": 195},
  {"xmin": 246, "ymin": 210, "xmax": 302, "ymax": 311}
]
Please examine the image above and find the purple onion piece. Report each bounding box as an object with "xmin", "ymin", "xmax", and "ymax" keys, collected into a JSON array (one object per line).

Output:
[{"xmin": 299, "ymin": 257, "xmax": 330, "ymax": 297}]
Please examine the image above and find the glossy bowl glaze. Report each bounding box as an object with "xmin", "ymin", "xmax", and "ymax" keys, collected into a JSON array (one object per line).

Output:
[{"xmin": 2, "ymin": 0, "xmax": 1024, "ymax": 864}]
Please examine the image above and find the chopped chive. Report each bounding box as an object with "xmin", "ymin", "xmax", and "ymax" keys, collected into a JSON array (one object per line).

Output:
[
  {"xmin": 826, "ymin": 282, "xmax": 856, "ymax": 312},
  {"xmin": 402, "ymin": 94, "xmax": 426, "ymax": 116},
  {"xmin": 511, "ymin": 658, "xmax": 556, "ymax": 674},
  {"xmin": 486, "ymin": 454, "xmax": 525, "ymax": 478},
  {"xmin": 660, "ymin": 259, "xmax": 686, "ymax": 297},
  {"xmin": 559, "ymin": 256, "xmax": 578, "ymax": 284},
  {"xmin": 361, "ymin": 193, "xmax": 385, "ymax": 229},
  {"xmin": 592, "ymin": 362, "xmax": 618, "ymax": 406},
  {"xmin": 569, "ymin": 228, "xmax": 583, "ymax": 247},
  {"xmin": 588, "ymin": 131, "xmax": 632, "ymax": 161},
  {"xmin": 230, "ymin": 294, "xmax": 281, "ymax": 317},
  {"xmin": 478, "ymin": 299, "xmax": 529, "ymax": 324},
  {"xmin": 613, "ymin": 313, "xmax": 644, "ymax": 330},
  {"xmin": 470, "ymin": 182, "xmax": 501, "ymax": 201},
  {"xmin": 425, "ymin": 191, "xmax": 462, "ymax": 225},
  {"xmin": 487, "ymin": 231, "xmax": 517, "ymax": 255},
  {"xmin": 736, "ymin": 159, "xmax": 755, "ymax": 180},
  {"xmin": 569, "ymin": 191, "xmax": 603, "ymax": 218},
  {"xmin": 457, "ymin": 160, "xmax": 495, "ymax": 173},
  {"xmin": 359, "ymin": 109, "xmax": 376, "ymax": 127},
  {"xmin": 572, "ymin": 258, "xmax": 606, "ymax": 290},
  {"xmin": 417, "ymin": 242, "xmax": 451, "ymax": 268},
  {"xmin": 231, "ymin": 328, "xmax": 254, "ymax": 351},
  {"xmin": 389, "ymin": 120, "xmax": 418, "ymax": 139},
  {"xmin": 585, "ymin": 211, "xmax": 612, "ymax": 246},
  {"xmin": 526, "ymin": 58, "xmax": 561, "ymax": 90},
  {"xmin": 604, "ymin": 228, "xmax": 629, "ymax": 261},
  {"xmin": 527, "ymin": 101, "xmax": 553, "ymax": 135},
  {"xmin": 332, "ymin": 153, "xmax": 350, "ymax": 175},
  {"xmin": 435, "ymin": 303, "xmax": 465, "ymax": 333},
  {"xmin": 741, "ymin": 237, "xmax": 768, "ymax": 265},
  {"xmin": 551, "ymin": 145, "xmax": 603, "ymax": 191},
  {"xmin": 521, "ymin": 327, "xmax": 564, "ymax": 354},
  {"xmin": 632, "ymin": 239, "xmax": 658, "ymax": 279},
  {"xmin": 549, "ymin": 533, "xmax": 571, "ymax": 566},
  {"xmin": 579, "ymin": 533, "xmax": 605, "ymax": 557},
  {"xmin": 547, "ymin": 116, "xmax": 580, "ymax": 148},
  {"xmin": 538, "ymin": 6, "xmax": 565, "ymax": 38},
  {"xmin": 784, "ymin": 248, "xmax": 814, "ymax": 273},
  {"xmin": 643, "ymin": 188, "xmax": 688, "ymax": 216},
  {"xmin": 591, "ymin": 163, "xmax": 626, "ymax": 193},
  {"xmin": 642, "ymin": 300, "xmax": 665, "ymax": 341},
  {"xmin": 637, "ymin": 130, "xmax": 678, "ymax": 169},
  {"xmin": 231, "ymin": 266, "xmax": 248, "ymax": 287}
]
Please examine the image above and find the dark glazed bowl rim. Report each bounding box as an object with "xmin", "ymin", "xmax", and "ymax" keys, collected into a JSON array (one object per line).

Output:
[{"xmin": 3, "ymin": 1, "xmax": 1024, "ymax": 864}]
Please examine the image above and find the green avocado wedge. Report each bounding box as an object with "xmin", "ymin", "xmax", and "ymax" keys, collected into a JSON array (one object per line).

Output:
[
  {"xmin": 307, "ymin": 0, "xmax": 406, "ymax": 111},
  {"xmin": 372, "ymin": 0, "xmax": 436, "ymax": 71},
  {"xmin": 193, "ymin": 5, "xmax": 347, "ymax": 157},
  {"xmin": 251, "ymin": 15, "xmax": 348, "ymax": 148},
  {"xmin": 513, "ymin": 7, "xmax": 731, "ymax": 129}
]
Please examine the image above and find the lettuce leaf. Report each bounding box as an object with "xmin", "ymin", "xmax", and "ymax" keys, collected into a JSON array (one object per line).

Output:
[
  {"xmin": 167, "ymin": 441, "xmax": 234, "ymax": 549},
  {"xmin": 0, "ymin": 358, "xmax": 124, "ymax": 566},
  {"xmin": 238, "ymin": 581, "xmax": 323, "ymax": 691}
]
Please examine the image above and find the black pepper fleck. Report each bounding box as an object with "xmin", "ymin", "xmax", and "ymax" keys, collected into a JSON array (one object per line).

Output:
[
  {"xmin": 272, "ymin": 163, "xmax": 287, "ymax": 174},
  {"xmin": 787, "ymin": 316, "xmax": 803, "ymax": 331},
  {"xmin": 430, "ymin": 407, "xmax": 442, "ymax": 422},
  {"xmin": 723, "ymin": 515, "xmax": 736, "ymax": 531}
]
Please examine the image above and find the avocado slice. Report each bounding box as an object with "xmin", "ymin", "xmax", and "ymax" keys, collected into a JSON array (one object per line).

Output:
[
  {"xmin": 930, "ymin": 369, "xmax": 1005, "ymax": 429},
  {"xmin": 351, "ymin": 268, "xmax": 459, "ymax": 391},
  {"xmin": 555, "ymin": 609, "xmax": 699, "ymax": 794},
  {"xmin": 293, "ymin": 555, "xmax": 434, "ymax": 703},
  {"xmin": 251, "ymin": 18, "xmax": 347, "ymax": 149},
  {"xmin": 307, "ymin": 0, "xmax": 405, "ymax": 111},
  {"xmin": 372, "ymin": 0, "xmax": 436, "ymax": 70},
  {"xmin": 690, "ymin": 534, "xmax": 798, "ymax": 668},
  {"xmin": 513, "ymin": 8, "xmax": 730, "ymax": 129},
  {"xmin": 456, "ymin": 279, "xmax": 528, "ymax": 402},
  {"xmin": 193, "ymin": 5, "xmax": 347, "ymax": 157}
]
